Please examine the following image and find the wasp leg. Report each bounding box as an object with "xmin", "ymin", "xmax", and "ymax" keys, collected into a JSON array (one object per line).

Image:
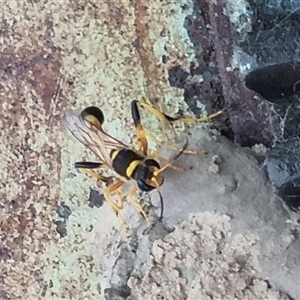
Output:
[
  {"xmin": 104, "ymin": 181, "xmax": 128, "ymax": 232},
  {"xmin": 133, "ymin": 99, "xmax": 215, "ymax": 155},
  {"xmin": 131, "ymin": 100, "xmax": 149, "ymax": 155},
  {"xmin": 75, "ymin": 161, "xmax": 108, "ymax": 169},
  {"xmin": 132, "ymin": 100, "xmax": 205, "ymax": 156},
  {"xmin": 78, "ymin": 168, "xmax": 114, "ymax": 183},
  {"xmin": 78, "ymin": 163, "xmax": 126, "ymax": 219},
  {"xmin": 75, "ymin": 162, "xmax": 113, "ymax": 184},
  {"xmin": 150, "ymin": 135, "xmax": 196, "ymax": 178},
  {"xmin": 76, "ymin": 162, "xmax": 125, "ymax": 210},
  {"xmin": 144, "ymin": 129, "xmax": 207, "ymax": 156},
  {"xmin": 171, "ymin": 109, "xmax": 223, "ymax": 124},
  {"xmin": 148, "ymin": 149, "xmax": 188, "ymax": 172},
  {"xmin": 136, "ymin": 98, "xmax": 223, "ymax": 124},
  {"xmin": 153, "ymin": 161, "xmax": 179, "ymax": 178},
  {"xmin": 127, "ymin": 186, "xmax": 152, "ymax": 228},
  {"xmin": 115, "ymin": 189, "xmax": 126, "ymax": 209},
  {"xmin": 137, "ymin": 98, "xmax": 170, "ymax": 123}
]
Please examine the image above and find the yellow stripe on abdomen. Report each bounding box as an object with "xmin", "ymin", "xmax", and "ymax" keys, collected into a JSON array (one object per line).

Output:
[
  {"xmin": 110, "ymin": 149, "xmax": 119, "ymax": 160},
  {"xmin": 126, "ymin": 160, "xmax": 141, "ymax": 178}
]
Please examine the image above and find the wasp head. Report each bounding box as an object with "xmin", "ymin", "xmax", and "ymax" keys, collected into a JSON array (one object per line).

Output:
[{"xmin": 136, "ymin": 159, "xmax": 164, "ymax": 192}]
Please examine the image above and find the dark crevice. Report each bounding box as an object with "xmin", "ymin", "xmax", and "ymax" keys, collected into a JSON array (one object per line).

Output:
[{"xmin": 245, "ymin": 62, "xmax": 300, "ymax": 100}]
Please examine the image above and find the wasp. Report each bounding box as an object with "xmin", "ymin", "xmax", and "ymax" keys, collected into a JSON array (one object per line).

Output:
[{"xmin": 63, "ymin": 99, "xmax": 222, "ymax": 230}]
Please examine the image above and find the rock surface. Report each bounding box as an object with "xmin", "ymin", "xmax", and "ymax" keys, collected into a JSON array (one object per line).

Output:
[
  {"xmin": 129, "ymin": 212, "xmax": 290, "ymax": 300},
  {"xmin": 89, "ymin": 131, "xmax": 297, "ymax": 299},
  {"xmin": 1, "ymin": 0, "xmax": 300, "ymax": 299}
]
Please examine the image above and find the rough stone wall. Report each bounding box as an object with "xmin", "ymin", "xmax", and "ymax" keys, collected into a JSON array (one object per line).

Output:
[
  {"xmin": 0, "ymin": 0, "xmax": 201, "ymax": 299},
  {"xmin": 1, "ymin": 0, "xmax": 298, "ymax": 300}
]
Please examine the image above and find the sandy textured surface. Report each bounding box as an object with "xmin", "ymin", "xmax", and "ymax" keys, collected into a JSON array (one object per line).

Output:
[
  {"xmin": 0, "ymin": 0, "xmax": 298, "ymax": 300},
  {"xmin": 129, "ymin": 212, "xmax": 289, "ymax": 300},
  {"xmin": 87, "ymin": 131, "xmax": 298, "ymax": 300}
]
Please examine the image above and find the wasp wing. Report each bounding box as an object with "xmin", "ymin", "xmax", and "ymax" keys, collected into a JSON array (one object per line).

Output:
[{"xmin": 63, "ymin": 109, "xmax": 127, "ymax": 167}]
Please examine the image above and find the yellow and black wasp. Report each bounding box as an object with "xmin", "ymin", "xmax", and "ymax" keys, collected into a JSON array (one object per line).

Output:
[{"xmin": 63, "ymin": 99, "xmax": 222, "ymax": 230}]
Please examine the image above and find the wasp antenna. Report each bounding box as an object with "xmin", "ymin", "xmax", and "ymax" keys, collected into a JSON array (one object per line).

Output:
[
  {"xmin": 154, "ymin": 140, "xmax": 189, "ymax": 177},
  {"xmin": 153, "ymin": 163, "xmax": 170, "ymax": 177},
  {"xmin": 152, "ymin": 177, "xmax": 164, "ymax": 220},
  {"xmin": 157, "ymin": 188, "xmax": 164, "ymax": 221},
  {"xmin": 173, "ymin": 138, "xmax": 189, "ymax": 161}
]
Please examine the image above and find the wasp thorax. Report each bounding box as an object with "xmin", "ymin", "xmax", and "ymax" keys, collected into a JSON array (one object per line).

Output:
[{"xmin": 136, "ymin": 159, "xmax": 164, "ymax": 192}]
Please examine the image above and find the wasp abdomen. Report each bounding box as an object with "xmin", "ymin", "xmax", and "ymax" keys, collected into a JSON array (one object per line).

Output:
[{"xmin": 81, "ymin": 106, "xmax": 105, "ymax": 129}]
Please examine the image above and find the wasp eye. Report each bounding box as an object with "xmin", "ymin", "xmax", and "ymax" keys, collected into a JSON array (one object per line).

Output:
[{"xmin": 81, "ymin": 106, "xmax": 105, "ymax": 126}]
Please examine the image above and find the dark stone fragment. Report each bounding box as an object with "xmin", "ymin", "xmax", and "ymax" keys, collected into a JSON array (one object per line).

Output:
[
  {"xmin": 88, "ymin": 189, "xmax": 105, "ymax": 208},
  {"xmin": 168, "ymin": 66, "xmax": 189, "ymax": 88},
  {"xmin": 104, "ymin": 285, "xmax": 131, "ymax": 300},
  {"xmin": 56, "ymin": 202, "xmax": 72, "ymax": 221},
  {"xmin": 245, "ymin": 62, "xmax": 300, "ymax": 100},
  {"xmin": 54, "ymin": 220, "xmax": 67, "ymax": 238},
  {"xmin": 278, "ymin": 178, "xmax": 300, "ymax": 211}
]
